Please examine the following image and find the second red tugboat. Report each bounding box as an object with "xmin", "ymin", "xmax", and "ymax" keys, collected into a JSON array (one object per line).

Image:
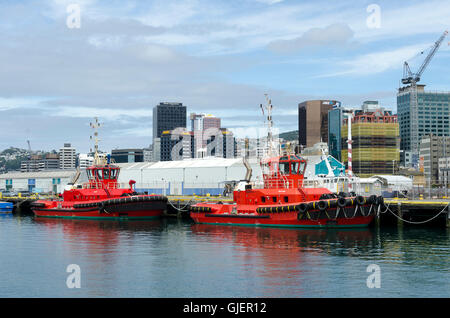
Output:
[
  {"xmin": 31, "ymin": 118, "xmax": 167, "ymax": 220},
  {"xmin": 190, "ymin": 96, "xmax": 383, "ymax": 228}
]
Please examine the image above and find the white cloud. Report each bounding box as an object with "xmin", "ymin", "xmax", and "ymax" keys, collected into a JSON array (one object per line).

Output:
[
  {"xmin": 49, "ymin": 106, "xmax": 152, "ymax": 120},
  {"xmin": 317, "ymin": 43, "xmax": 431, "ymax": 77},
  {"xmin": 267, "ymin": 23, "xmax": 355, "ymax": 53}
]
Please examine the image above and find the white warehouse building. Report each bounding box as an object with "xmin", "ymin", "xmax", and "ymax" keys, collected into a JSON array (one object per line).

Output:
[
  {"xmin": 0, "ymin": 170, "xmax": 77, "ymax": 194},
  {"xmin": 117, "ymin": 157, "xmax": 263, "ymax": 196}
]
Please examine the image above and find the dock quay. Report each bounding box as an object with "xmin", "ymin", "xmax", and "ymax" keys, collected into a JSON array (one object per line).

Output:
[
  {"xmin": 381, "ymin": 198, "xmax": 450, "ymax": 227},
  {"xmin": 3, "ymin": 195, "xmax": 450, "ymax": 227}
]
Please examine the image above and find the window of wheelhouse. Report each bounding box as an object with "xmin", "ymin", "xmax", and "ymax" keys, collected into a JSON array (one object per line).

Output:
[
  {"xmin": 291, "ymin": 161, "xmax": 299, "ymax": 174},
  {"xmin": 103, "ymin": 168, "xmax": 110, "ymax": 180},
  {"xmin": 299, "ymin": 161, "xmax": 306, "ymax": 175},
  {"xmin": 110, "ymin": 168, "xmax": 119, "ymax": 180},
  {"xmin": 279, "ymin": 161, "xmax": 290, "ymax": 175}
]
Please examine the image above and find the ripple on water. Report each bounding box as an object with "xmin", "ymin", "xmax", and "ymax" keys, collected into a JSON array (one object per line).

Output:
[{"xmin": 0, "ymin": 217, "xmax": 449, "ymax": 297}]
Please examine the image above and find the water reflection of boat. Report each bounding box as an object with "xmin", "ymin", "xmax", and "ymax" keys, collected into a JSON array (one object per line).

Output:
[
  {"xmin": 34, "ymin": 217, "xmax": 163, "ymax": 250},
  {"xmin": 191, "ymin": 223, "xmax": 375, "ymax": 252}
]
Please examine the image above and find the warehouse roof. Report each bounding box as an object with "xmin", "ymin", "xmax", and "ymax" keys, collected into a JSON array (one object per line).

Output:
[
  {"xmin": 118, "ymin": 157, "xmax": 261, "ymax": 170},
  {"xmin": 0, "ymin": 170, "xmax": 77, "ymax": 179}
]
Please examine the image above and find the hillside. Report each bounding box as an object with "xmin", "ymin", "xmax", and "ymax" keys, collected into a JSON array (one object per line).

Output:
[
  {"xmin": 279, "ymin": 130, "xmax": 298, "ymax": 141},
  {"xmin": 0, "ymin": 147, "xmax": 57, "ymax": 173}
]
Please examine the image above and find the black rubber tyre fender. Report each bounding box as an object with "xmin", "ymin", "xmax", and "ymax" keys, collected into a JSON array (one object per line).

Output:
[
  {"xmin": 356, "ymin": 195, "xmax": 366, "ymax": 205},
  {"xmin": 376, "ymin": 196, "xmax": 384, "ymax": 205},
  {"xmin": 317, "ymin": 200, "xmax": 327, "ymax": 211},
  {"xmin": 337, "ymin": 197, "xmax": 347, "ymax": 208},
  {"xmin": 298, "ymin": 203, "xmax": 308, "ymax": 213}
]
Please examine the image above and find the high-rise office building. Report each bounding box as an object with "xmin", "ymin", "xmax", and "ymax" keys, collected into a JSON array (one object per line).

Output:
[
  {"xmin": 59, "ymin": 143, "xmax": 76, "ymax": 170},
  {"xmin": 153, "ymin": 102, "xmax": 187, "ymax": 161},
  {"xmin": 190, "ymin": 113, "xmax": 222, "ymax": 157},
  {"xmin": 397, "ymin": 84, "xmax": 450, "ymax": 166},
  {"xmin": 203, "ymin": 114, "xmax": 221, "ymax": 131},
  {"xmin": 328, "ymin": 107, "xmax": 344, "ymax": 161},
  {"xmin": 341, "ymin": 107, "xmax": 400, "ymax": 177},
  {"xmin": 160, "ymin": 129, "xmax": 194, "ymax": 161},
  {"xmin": 299, "ymin": 100, "xmax": 340, "ymax": 148},
  {"xmin": 205, "ymin": 128, "xmax": 235, "ymax": 158}
]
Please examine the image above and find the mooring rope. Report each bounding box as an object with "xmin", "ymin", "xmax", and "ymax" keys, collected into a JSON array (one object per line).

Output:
[
  {"xmin": 382, "ymin": 202, "xmax": 449, "ymax": 225},
  {"xmin": 167, "ymin": 199, "xmax": 196, "ymax": 212}
]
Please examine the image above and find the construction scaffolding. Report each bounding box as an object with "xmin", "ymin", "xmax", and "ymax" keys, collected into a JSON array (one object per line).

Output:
[{"xmin": 341, "ymin": 114, "xmax": 400, "ymax": 177}]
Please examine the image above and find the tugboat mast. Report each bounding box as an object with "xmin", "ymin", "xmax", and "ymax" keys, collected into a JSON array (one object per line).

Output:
[
  {"xmin": 90, "ymin": 117, "xmax": 102, "ymax": 165},
  {"xmin": 261, "ymin": 94, "xmax": 277, "ymax": 157}
]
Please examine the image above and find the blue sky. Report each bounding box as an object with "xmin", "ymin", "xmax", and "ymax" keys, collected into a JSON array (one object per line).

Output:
[{"xmin": 0, "ymin": 0, "xmax": 449, "ymax": 152}]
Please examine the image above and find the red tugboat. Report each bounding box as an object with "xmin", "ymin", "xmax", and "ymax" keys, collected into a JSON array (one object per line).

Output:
[
  {"xmin": 31, "ymin": 118, "xmax": 167, "ymax": 220},
  {"xmin": 190, "ymin": 96, "xmax": 383, "ymax": 228}
]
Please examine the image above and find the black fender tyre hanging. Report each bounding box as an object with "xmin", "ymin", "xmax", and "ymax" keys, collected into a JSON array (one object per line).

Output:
[
  {"xmin": 317, "ymin": 200, "xmax": 327, "ymax": 211},
  {"xmin": 356, "ymin": 195, "xmax": 366, "ymax": 205},
  {"xmin": 337, "ymin": 197, "xmax": 347, "ymax": 208},
  {"xmin": 298, "ymin": 203, "xmax": 308, "ymax": 213}
]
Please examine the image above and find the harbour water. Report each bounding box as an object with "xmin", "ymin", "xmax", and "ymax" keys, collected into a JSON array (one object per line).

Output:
[{"xmin": 0, "ymin": 215, "xmax": 449, "ymax": 298}]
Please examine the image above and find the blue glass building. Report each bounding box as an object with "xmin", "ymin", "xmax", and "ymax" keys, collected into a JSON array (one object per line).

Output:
[{"xmin": 397, "ymin": 85, "xmax": 450, "ymax": 166}]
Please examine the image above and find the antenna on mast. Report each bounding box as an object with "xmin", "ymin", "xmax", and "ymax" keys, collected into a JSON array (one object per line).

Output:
[
  {"xmin": 90, "ymin": 117, "xmax": 102, "ymax": 165},
  {"xmin": 261, "ymin": 94, "xmax": 276, "ymax": 157}
]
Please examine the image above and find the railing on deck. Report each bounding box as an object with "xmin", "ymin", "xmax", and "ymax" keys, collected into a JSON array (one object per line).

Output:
[
  {"xmin": 262, "ymin": 179, "xmax": 303, "ymax": 189},
  {"xmin": 82, "ymin": 182, "xmax": 128, "ymax": 189}
]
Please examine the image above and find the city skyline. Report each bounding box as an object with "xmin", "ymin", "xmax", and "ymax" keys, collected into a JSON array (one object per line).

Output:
[{"xmin": 0, "ymin": 0, "xmax": 449, "ymax": 153}]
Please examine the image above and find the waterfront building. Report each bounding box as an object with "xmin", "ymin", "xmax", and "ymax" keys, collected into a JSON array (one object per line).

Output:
[
  {"xmin": 419, "ymin": 134, "xmax": 450, "ymax": 184},
  {"xmin": 59, "ymin": 143, "xmax": 76, "ymax": 170},
  {"xmin": 397, "ymin": 85, "xmax": 450, "ymax": 166},
  {"xmin": 341, "ymin": 106, "xmax": 400, "ymax": 177},
  {"xmin": 21, "ymin": 154, "xmax": 60, "ymax": 172},
  {"xmin": 111, "ymin": 149, "xmax": 144, "ymax": 163},
  {"xmin": 78, "ymin": 153, "xmax": 94, "ymax": 169},
  {"xmin": 0, "ymin": 170, "xmax": 76, "ymax": 193},
  {"xmin": 298, "ymin": 100, "xmax": 341, "ymax": 148}
]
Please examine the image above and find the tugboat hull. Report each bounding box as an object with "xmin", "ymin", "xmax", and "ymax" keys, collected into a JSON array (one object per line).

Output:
[
  {"xmin": 32, "ymin": 195, "xmax": 167, "ymax": 220},
  {"xmin": 191, "ymin": 197, "xmax": 380, "ymax": 228}
]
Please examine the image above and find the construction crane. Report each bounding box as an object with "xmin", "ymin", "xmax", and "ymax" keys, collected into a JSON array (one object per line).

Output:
[
  {"xmin": 27, "ymin": 140, "xmax": 32, "ymax": 159},
  {"xmin": 402, "ymin": 30, "xmax": 448, "ymax": 85},
  {"xmin": 401, "ymin": 30, "xmax": 448, "ymax": 163}
]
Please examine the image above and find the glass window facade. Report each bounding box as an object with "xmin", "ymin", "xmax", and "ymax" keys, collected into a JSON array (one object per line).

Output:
[{"xmin": 328, "ymin": 108, "xmax": 343, "ymax": 161}]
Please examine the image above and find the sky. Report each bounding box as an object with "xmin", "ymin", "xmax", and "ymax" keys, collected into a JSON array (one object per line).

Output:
[{"xmin": 0, "ymin": 0, "xmax": 449, "ymax": 153}]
